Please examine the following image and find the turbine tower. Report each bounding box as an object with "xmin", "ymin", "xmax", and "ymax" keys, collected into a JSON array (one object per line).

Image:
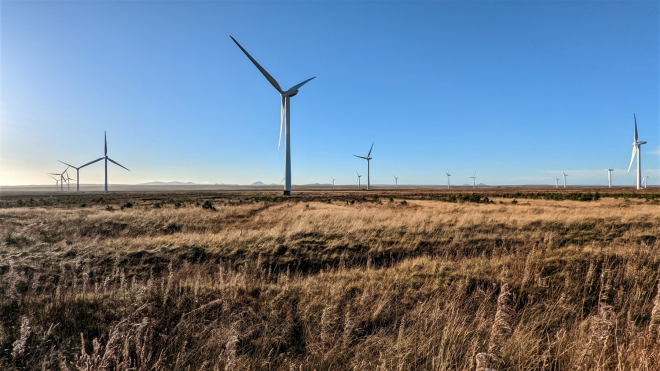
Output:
[
  {"xmin": 230, "ymin": 36, "xmax": 315, "ymax": 196},
  {"xmin": 469, "ymin": 172, "xmax": 476, "ymax": 188},
  {"xmin": 605, "ymin": 165, "xmax": 614, "ymax": 188},
  {"xmin": 59, "ymin": 157, "xmax": 110, "ymax": 193},
  {"xmin": 353, "ymin": 143, "xmax": 374, "ymax": 190},
  {"xmin": 331, "ymin": 177, "xmax": 336, "ymax": 190},
  {"xmin": 562, "ymin": 171, "xmax": 568, "ymax": 188},
  {"xmin": 555, "ymin": 177, "xmax": 559, "ymax": 189},
  {"xmin": 356, "ymin": 171, "xmax": 362, "ymax": 190},
  {"xmin": 393, "ymin": 175, "xmax": 399, "ymax": 189},
  {"xmin": 446, "ymin": 172, "xmax": 451, "ymax": 189},
  {"xmin": 626, "ymin": 114, "xmax": 647, "ymax": 190}
]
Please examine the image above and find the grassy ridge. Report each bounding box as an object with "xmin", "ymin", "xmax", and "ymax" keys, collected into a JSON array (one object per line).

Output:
[{"xmin": 1, "ymin": 191, "xmax": 659, "ymax": 370}]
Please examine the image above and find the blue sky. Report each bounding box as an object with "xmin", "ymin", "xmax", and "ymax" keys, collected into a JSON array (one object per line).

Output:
[{"xmin": 1, "ymin": 1, "xmax": 658, "ymax": 186}]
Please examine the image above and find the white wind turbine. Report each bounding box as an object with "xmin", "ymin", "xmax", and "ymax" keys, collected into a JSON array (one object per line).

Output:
[
  {"xmin": 47, "ymin": 167, "xmax": 69, "ymax": 192},
  {"xmin": 643, "ymin": 171, "xmax": 649, "ymax": 189},
  {"xmin": 354, "ymin": 143, "xmax": 374, "ymax": 190},
  {"xmin": 627, "ymin": 114, "xmax": 647, "ymax": 190},
  {"xmin": 82, "ymin": 132, "xmax": 130, "ymax": 194},
  {"xmin": 469, "ymin": 172, "xmax": 476, "ymax": 188},
  {"xmin": 331, "ymin": 177, "xmax": 336, "ymax": 190},
  {"xmin": 605, "ymin": 165, "xmax": 614, "ymax": 188},
  {"xmin": 230, "ymin": 36, "xmax": 315, "ymax": 196},
  {"xmin": 446, "ymin": 171, "xmax": 451, "ymax": 189},
  {"xmin": 555, "ymin": 177, "xmax": 560, "ymax": 188},
  {"xmin": 64, "ymin": 169, "xmax": 74, "ymax": 192},
  {"xmin": 50, "ymin": 176, "xmax": 60, "ymax": 192},
  {"xmin": 356, "ymin": 171, "xmax": 362, "ymax": 190},
  {"xmin": 562, "ymin": 171, "xmax": 568, "ymax": 188},
  {"xmin": 393, "ymin": 175, "xmax": 399, "ymax": 189}
]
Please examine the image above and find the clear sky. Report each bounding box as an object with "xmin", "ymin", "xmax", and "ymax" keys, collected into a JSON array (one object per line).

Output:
[{"xmin": 1, "ymin": 1, "xmax": 658, "ymax": 187}]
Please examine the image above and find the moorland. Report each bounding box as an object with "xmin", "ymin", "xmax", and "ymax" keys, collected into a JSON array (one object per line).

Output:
[{"xmin": 1, "ymin": 188, "xmax": 659, "ymax": 370}]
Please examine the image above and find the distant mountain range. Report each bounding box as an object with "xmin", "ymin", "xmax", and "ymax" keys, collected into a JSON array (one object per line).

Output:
[{"xmin": 139, "ymin": 181, "xmax": 198, "ymax": 186}]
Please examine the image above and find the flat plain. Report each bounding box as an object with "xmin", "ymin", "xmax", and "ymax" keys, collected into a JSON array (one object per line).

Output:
[{"xmin": 1, "ymin": 187, "xmax": 659, "ymax": 370}]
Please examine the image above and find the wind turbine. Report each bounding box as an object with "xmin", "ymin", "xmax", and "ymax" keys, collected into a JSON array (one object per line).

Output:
[
  {"xmin": 469, "ymin": 172, "xmax": 476, "ymax": 188},
  {"xmin": 331, "ymin": 177, "xmax": 336, "ymax": 190},
  {"xmin": 643, "ymin": 171, "xmax": 649, "ymax": 189},
  {"xmin": 50, "ymin": 176, "xmax": 60, "ymax": 192},
  {"xmin": 230, "ymin": 36, "xmax": 315, "ymax": 196},
  {"xmin": 354, "ymin": 143, "xmax": 374, "ymax": 190},
  {"xmin": 562, "ymin": 171, "xmax": 568, "ymax": 188},
  {"xmin": 356, "ymin": 171, "xmax": 362, "ymax": 190},
  {"xmin": 64, "ymin": 169, "xmax": 74, "ymax": 192},
  {"xmin": 627, "ymin": 114, "xmax": 647, "ymax": 190},
  {"xmin": 446, "ymin": 172, "xmax": 451, "ymax": 189},
  {"xmin": 605, "ymin": 165, "xmax": 614, "ymax": 188},
  {"xmin": 47, "ymin": 167, "xmax": 69, "ymax": 192},
  {"xmin": 393, "ymin": 175, "xmax": 399, "ymax": 189},
  {"xmin": 82, "ymin": 132, "xmax": 130, "ymax": 194}
]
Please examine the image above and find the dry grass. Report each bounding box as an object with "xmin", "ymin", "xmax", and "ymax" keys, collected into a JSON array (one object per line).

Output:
[{"xmin": 1, "ymin": 190, "xmax": 659, "ymax": 370}]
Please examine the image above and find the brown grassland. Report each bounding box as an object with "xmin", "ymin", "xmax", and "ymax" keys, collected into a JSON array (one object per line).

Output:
[{"xmin": 1, "ymin": 188, "xmax": 659, "ymax": 370}]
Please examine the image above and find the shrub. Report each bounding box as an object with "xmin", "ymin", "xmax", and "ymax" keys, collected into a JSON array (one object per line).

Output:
[{"xmin": 202, "ymin": 200, "xmax": 216, "ymax": 210}]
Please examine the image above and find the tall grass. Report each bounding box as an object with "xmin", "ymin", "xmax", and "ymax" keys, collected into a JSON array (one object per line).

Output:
[{"xmin": 0, "ymin": 192, "xmax": 659, "ymax": 370}]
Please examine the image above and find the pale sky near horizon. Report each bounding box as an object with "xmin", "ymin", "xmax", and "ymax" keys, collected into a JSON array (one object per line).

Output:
[{"xmin": 1, "ymin": 1, "xmax": 658, "ymax": 187}]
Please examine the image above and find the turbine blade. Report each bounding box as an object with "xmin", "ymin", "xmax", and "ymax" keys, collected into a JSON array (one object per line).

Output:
[
  {"xmin": 58, "ymin": 160, "xmax": 78, "ymax": 169},
  {"xmin": 367, "ymin": 142, "xmax": 374, "ymax": 158},
  {"xmin": 105, "ymin": 131, "xmax": 107, "ymax": 156},
  {"xmin": 277, "ymin": 96, "xmax": 284, "ymax": 159},
  {"xmin": 288, "ymin": 77, "xmax": 316, "ymax": 92},
  {"xmin": 230, "ymin": 36, "xmax": 283, "ymax": 93},
  {"xmin": 634, "ymin": 114, "xmax": 638, "ymax": 142},
  {"xmin": 107, "ymin": 157, "xmax": 130, "ymax": 171},
  {"xmin": 353, "ymin": 155, "xmax": 368, "ymax": 159},
  {"xmin": 627, "ymin": 146, "xmax": 637, "ymax": 173},
  {"xmin": 80, "ymin": 157, "xmax": 104, "ymax": 168}
]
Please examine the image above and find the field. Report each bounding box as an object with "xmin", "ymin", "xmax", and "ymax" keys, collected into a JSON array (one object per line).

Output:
[{"xmin": 1, "ymin": 188, "xmax": 659, "ymax": 370}]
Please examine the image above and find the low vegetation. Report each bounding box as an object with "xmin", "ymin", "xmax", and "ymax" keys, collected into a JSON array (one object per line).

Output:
[{"xmin": 1, "ymin": 189, "xmax": 659, "ymax": 370}]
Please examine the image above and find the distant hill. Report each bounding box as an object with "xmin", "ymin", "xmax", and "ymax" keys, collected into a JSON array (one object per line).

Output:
[
  {"xmin": 251, "ymin": 181, "xmax": 266, "ymax": 186},
  {"xmin": 139, "ymin": 181, "xmax": 197, "ymax": 186}
]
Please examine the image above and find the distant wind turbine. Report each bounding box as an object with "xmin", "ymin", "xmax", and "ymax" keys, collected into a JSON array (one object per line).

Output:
[
  {"xmin": 83, "ymin": 132, "xmax": 130, "ymax": 194},
  {"xmin": 393, "ymin": 175, "xmax": 399, "ymax": 189},
  {"xmin": 230, "ymin": 36, "xmax": 315, "ymax": 196},
  {"xmin": 605, "ymin": 165, "xmax": 614, "ymax": 188},
  {"xmin": 555, "ymin": 177, "xmax": 560, "ymax": 188},
  {"xmin": 50, "ymin": 176, "xmax": 60, "ymax": 192},
  {"xmin": 446, "ymin": 171, "xmax": 451, "ymax": 189},
  {"xmin": 331, "ymin": 177, "xmax": 336, "ymax": 190},
  {"xmin": 47, "ymin": 167, "xmax": 69, "ymax": 192},
  {"xmin": 626, "ymin": 114, "xmax": 647, "ymax": 190},
  {"xmin": 469, "ymin": 172, "xmax": 476, "ymax": 188},
  {"xmin": 562, "ymin": 171, "xmax": 568, "ymax": 188},
  {"xmin": 64, "ymin": 169, "xmax": 74, "ymax": 192},
  {"xmin": 643, "ymin": 171, "xmax": 649, "ymax": 189},
  {"xmin": 354, "ymin": 143, "xmax": 374, "ymax": 190},
  {"xmin": 356, "ymin": 171, "xmax": 362, "ymax": 190}
]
